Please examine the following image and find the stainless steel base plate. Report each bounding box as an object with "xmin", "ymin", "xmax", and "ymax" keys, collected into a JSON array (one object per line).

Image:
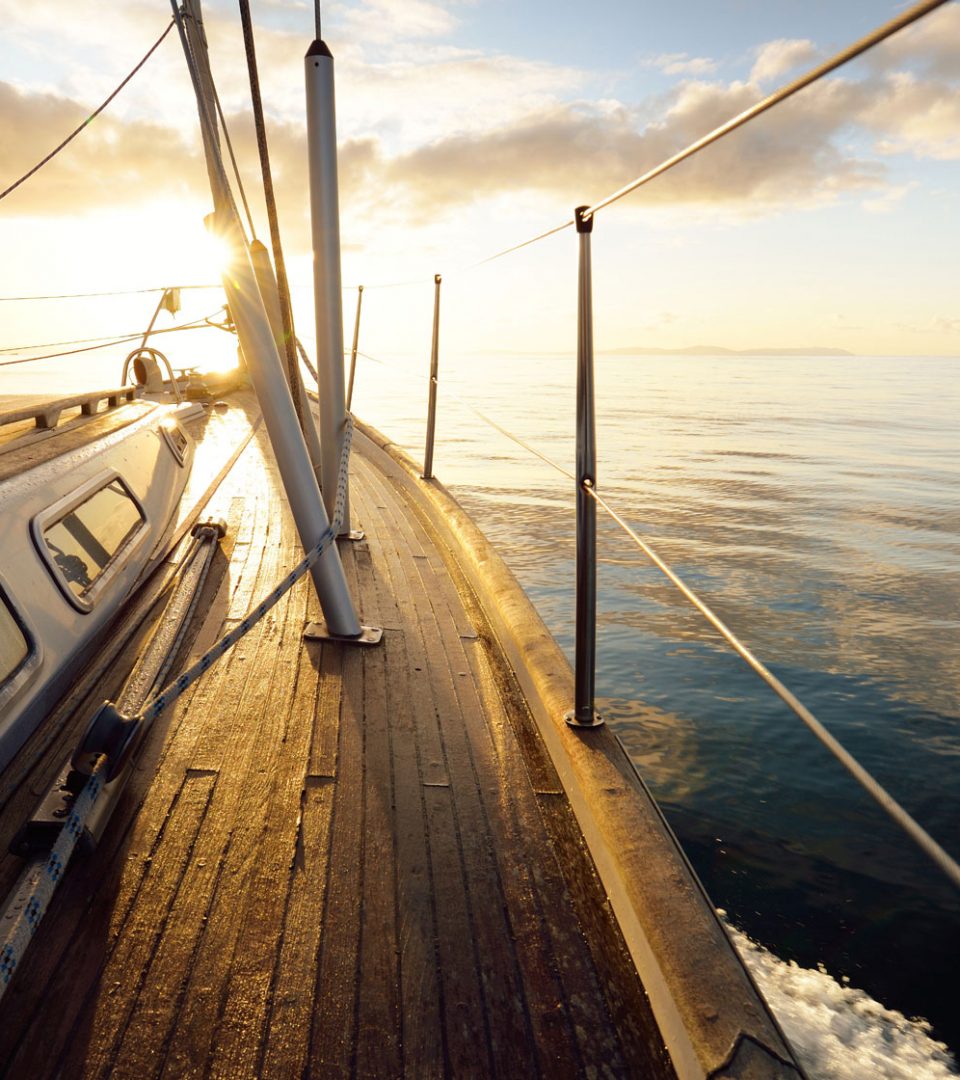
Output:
[
  {"xmin": 303, "ymin": 621, "xmax": 383, "ymax": 646},
  {"xmin": 563, "ymin": 709, "xmax": 604, "ymax": 728}
]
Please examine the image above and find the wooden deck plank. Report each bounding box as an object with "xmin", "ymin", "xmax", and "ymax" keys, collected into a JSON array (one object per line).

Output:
[
  {"xmin": 361, "ymin": 465, "xmax": 539, "ymax": 1078},
  {"xmin": 259, "ymin": 776, "xmax": 335, "ymax": 1079},
  {"xmin": 0, "ymin": 409, "xmax": 653, "ymax": 1079},
  {"xmin": 397, "ymin": 492, "xmax": 629, "ymax": 1076},
  {"xmin": 0, "ymin": 455, "xmax": 266, "ymax": 1077},
  {"xmin": 78, "ymin": 770, "xmax": 219, "ymax": 1078},
  {"xmin": 307, "ymin": 640, "xmax": 364, "ymax": 1075},
  {"xmin": 354, "ymin": 470, "xmax": 446, "ymax": 1078}
]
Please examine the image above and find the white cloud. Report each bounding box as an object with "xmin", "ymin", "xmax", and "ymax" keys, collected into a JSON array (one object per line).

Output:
[
  {"xmin": 750, "ymin": 39, "xmax": 817, "ymax": 85},
  {"xmin": 862, "ymin": 181, "xmax": 919, "ymax": 214},
  {"xmin": 339, "ymin": 0, "xmax": 459, "ymax": 44},
  {"xmin": 649, "ymin": 52, "xmax": 717, "ymax": 77}
]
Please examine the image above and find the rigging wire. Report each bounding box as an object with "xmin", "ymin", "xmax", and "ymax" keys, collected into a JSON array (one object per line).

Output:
[
  {"xmin": 584, "ymin": 0, "xmax": 952, "ymax": 220},
  {"xmin": 333, "ymin": 0, "xmax": 950, "ymax": 287},
  {"xmin": 584, "ymin": 483, "xmax": 960, "ymax": 893},
  {"xmin": 0, "ymin": 310, "xmax": 226, "ymax": 368},
  {"xmin": 210, "ymin": 80, "xmax": 257, "ymax": 241},
  {"xmin": 0, "ymin": 285, "xmax": 220, "ymax": 302},
  {"xmin": 345, "ymin": 346, "xmax": 960, "ymax": 890},
  {"xmin": 237, "ymin": 0, "xmax": 307, "ymax": 423},
  {"xmin": 0, "ymin": 20, "xmax": 176, "ymax": 204}
]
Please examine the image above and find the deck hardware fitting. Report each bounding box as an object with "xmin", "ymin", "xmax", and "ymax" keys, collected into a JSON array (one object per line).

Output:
[
  {"xmin": 337, "ymin": 528, "xmax": 365, "ymax": 542},
  {"xmin": 71, "ymin": 702, "xmax": 141, "ymax": 783},
  {"xmin": 421, "ymin": 274, "xmax": 442, "ymax": 480},
  {"xmin": 568, "ymin": 206, "xmax": 604, "ymax": 729},
  {"xmin": 302, "ymin": 621, "xmax": 383, "ymax": 646}
]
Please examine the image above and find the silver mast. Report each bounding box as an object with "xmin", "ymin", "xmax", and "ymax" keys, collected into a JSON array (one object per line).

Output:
[
  {"xmin": 305, "ymin": 35, "xmax": 352, "ymax": 533},
  {"xmin": 174, "ymin": 0, "xmax": 362, "ymax": 638}
]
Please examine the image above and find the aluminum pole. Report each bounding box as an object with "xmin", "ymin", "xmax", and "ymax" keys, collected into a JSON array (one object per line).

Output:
[
  {"xmin": 566, "ymin": 208, "xmax": 603, "ymax": 727},
  {"xmin": 422, "ymin": 274, "xmax": 442, "ymax": 481},
  {"xmin": 305, "ymin": 38, "xmax": 351, "ymax": 532},
  {"xmin": 217, "ymin": 218, "xmax": 362, "ymax": 638},
  {"xmin": 346, "ymin": 285, "xmax": 363, "ymax": 412},
  {"xmin": 249, "ymin": 238, "xmax": 325, "ymax": 484}
]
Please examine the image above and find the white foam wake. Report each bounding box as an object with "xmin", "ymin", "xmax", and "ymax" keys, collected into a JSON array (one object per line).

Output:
[{"xmin": 724, "ymin": 923, "xmax": 958, "ymax": 1080}]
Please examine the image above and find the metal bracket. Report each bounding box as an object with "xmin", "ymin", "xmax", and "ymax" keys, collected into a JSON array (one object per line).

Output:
[
  {"xmin": 8, "ymin": 766, "xmax": 94, "ymax": 857},
  {"xmin": 337, "ymin": 529, "xmax": 365, "ymax": 542},
  {"xmin": 564, "ymin": 709, "xmax": 604, "ymax": 729},
  {"xmin": 303, "ymin": 621, "xmax": 383, "ymax": 646}
]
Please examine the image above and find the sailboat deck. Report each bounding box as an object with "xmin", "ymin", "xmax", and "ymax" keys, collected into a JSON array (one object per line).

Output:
[{"xmin": 0, "ymin": 418, "xmax": 667, "ymax": 1077}]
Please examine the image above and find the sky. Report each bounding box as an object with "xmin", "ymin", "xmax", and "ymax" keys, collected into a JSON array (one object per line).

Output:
[{"xmin": 1, "ymin": 0, "xmax": 958, "ymax": 376}]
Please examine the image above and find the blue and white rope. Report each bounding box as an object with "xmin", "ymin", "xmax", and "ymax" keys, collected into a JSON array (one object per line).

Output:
[
  {"xmin": 0, "ymin": 416, "xmax": 354, "ymax": 999},
  {"xmin": 1, "ymin": 767, "xmax": 105, "ymax": 994}
]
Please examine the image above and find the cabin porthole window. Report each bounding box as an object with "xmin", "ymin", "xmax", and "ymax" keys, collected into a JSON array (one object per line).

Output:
[{"xmin": 32, "ymin": 471, "xmax": 147, "ymax": 613}]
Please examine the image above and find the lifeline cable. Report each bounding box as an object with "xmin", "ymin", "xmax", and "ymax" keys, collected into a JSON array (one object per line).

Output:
[
  {"xmin": 0, "ymin": 310, "xmax": 226, "ymax": 367},
  {"xmin": 0, "ymin": 21, "xmax": 176, "ymax": 203},
  {"xmin": 0, "ymin": 309, "xmax": 226, "ymax": 355},
  {"xmin": 346, "ymin": 347, "xmax": 960, "ymax": 892},
  {"xmin": 0, "ymin": 285, "xmax": 220, "ymax": 302},
  {"xmin": 0, "ymin": 417, "xmax": 354, "ymax": 1000}
]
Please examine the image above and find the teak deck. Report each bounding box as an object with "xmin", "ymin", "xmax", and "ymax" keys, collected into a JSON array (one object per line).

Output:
[{"xmin": 0, "ymin": 417, "xmax": 670, "ymax": 1077}]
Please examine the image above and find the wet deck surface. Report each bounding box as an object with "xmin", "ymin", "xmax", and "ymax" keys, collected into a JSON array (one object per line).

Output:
[{"xmin": 0, "ymin": 418, "xmax": 660, "ymax": 1077}]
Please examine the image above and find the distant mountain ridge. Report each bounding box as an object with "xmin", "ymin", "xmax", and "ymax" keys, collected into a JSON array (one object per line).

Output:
[{"xmin": 602, "ymin": 345, "xmax": 855, "ymax": 357}]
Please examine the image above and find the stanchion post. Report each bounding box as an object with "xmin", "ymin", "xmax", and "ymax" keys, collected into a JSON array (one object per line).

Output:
[
  {"xmin": 565, "ymin": 207, "xmax": 604, "ymax": 728},
  {"xmin": 346, "ymin": 285, "xmax": 363, "ymax": 412},
  {"xmin": 422, "ymin": 274, "xmax": 442, "ymax": 480}
]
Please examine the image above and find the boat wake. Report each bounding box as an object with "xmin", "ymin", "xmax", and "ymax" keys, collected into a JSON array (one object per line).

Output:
[{"xmin": 724, "ymin": 923, "xmax": 958, "ymax": 1079}]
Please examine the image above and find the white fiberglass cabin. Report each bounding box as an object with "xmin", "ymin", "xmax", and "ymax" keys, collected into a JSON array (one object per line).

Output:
[{"xmin": 0, "ymin": 390, "xmax": 197, "ymax": 771}]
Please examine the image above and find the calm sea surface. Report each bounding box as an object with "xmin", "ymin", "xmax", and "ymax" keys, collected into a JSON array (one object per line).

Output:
[
  {"xmin": 7, "ymin": 349, "xmax": 959, "ymax": 1068},
  {"xmin": 352, "ymin": 350, "xmax": 960, "ymax": 1058}
]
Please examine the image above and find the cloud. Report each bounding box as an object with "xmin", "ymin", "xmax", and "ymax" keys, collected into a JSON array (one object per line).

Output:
[
  {"xmin": 862, "ymin": 181, "xmax": 919, "ymax": 215},
  {"xmin": 339, "ymin": 0, "xmax": 459, "ymax": 44},
  {"xmin": 750, "ymin": 38, "xmax": 818, "ymax": 84},
  {"xmin": 867, "ymin": 2, "xmax": 960, "ymax": 80},
  {"xmin": 0, "ymin": 80, "xmax": 204, "ymax": 214},
  {"xmin": 858, "ymin": 72, "xmax": 960, "ymax": 160},
  {"xmin": 355, "ymin": 77, "xmax": 881, "ymax": 218},
  {"xmin": 649, "ymin": 53, "xmax": 717, "ymax": 77},
  {"xmin": 2, "ymin": 1, "xmax": 958, "ymax": 244}
]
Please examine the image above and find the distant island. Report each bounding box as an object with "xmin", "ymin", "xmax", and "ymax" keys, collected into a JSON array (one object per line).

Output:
[{"xmin": 601, "ymin": 345, "xmax": 855, "ymax": 357}]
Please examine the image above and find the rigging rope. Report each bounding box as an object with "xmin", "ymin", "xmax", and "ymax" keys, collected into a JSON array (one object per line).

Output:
[
  {"xmin": 0, "ymin": 310, "xmax": 225, "ymax": 367},
  {"xmin": 237, "ymin": 0, "xmax": 307, "ymax": 427},
  {"xmin": 584, "ymin": 0, "xmax": 952, "ymax": 220},
  {"xmin": 0, "ymin": 285, "xmax": 220, "ymax": 302},
  {"xmin": 0, "ymin": 20, "xmax": 176, "ymax": 204},
  {"xmin": 210, "ymin": 81, "xmax": 257, "ymax": 241},
  {"xmin": 0, "ymin": 417, "xmax": 354, "ymax": 1001},
  {"xmin": 0, "ymin": 310, "xmax": 224, "ymax": 355}
]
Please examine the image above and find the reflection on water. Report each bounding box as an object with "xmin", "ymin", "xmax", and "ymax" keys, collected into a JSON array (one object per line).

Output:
[{"xmin": 355, "ymin": 351, "xmax": 960, "ymax": 1052}]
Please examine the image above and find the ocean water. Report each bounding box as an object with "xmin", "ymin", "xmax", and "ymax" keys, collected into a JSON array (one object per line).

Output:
[
  {"xmin": 349, "ymin": 350, "xmax": 960, "ymax": 1077},
  {"xmin": 5, "ymin": 348, "xmax": 959, "ymax": 1076}
]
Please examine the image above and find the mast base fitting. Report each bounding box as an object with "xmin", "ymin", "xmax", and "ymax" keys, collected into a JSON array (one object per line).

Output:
[
  {"xmin": 72, "ymin": 701, "xmax": 142, "ymax": 782},
  {"xmin": 303, "ymin": 621, "xmax": 383, "ymax": 646},
  {"xmin": 337, "ymin": 529, "xmax": 365, "ymax": 542},
  {"xmin": 564, "ymin": 708, "xmax": 604, "ymax": 729}
]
